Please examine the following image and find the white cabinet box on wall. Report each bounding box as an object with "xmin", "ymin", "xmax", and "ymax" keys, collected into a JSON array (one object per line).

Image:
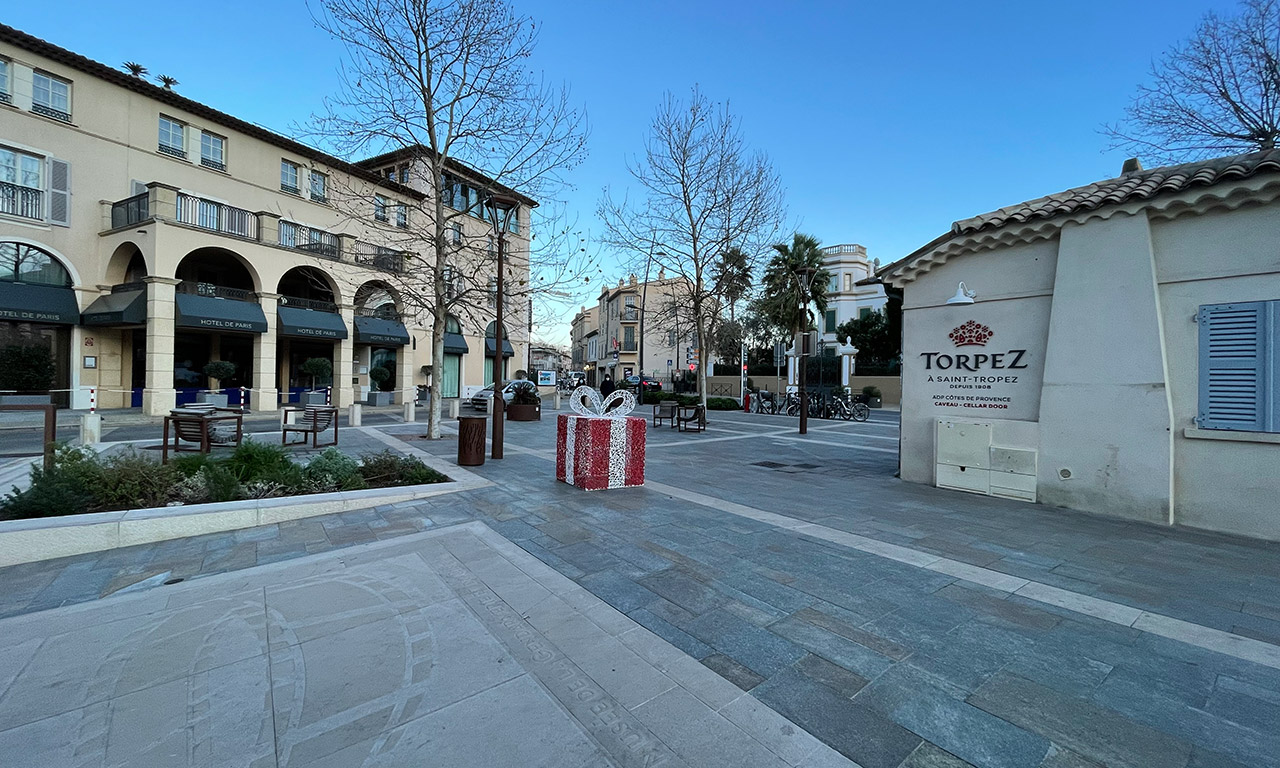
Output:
[{"xmin": 935, "ymin": 419, "xmax": 1037, "ymax": 502}]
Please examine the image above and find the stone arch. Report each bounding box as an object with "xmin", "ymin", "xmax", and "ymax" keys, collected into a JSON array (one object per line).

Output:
[
  {"xmin": 0, "ymin": 237, "xmax": 82, "ymax": 287},
  {"xmin": 103, "ymin": 241, "xmax": 149, "ymax": 286},
  {"xmin": 354, "ymin": 280, "xmax": 402, "ymax": 317},
  {"xmin": 175, "ymin": 247, "xmax": 261, "ymax": 294},
  {"xmin": 277, "ymin": 266, "xmax": 342, "ymax": 306}
]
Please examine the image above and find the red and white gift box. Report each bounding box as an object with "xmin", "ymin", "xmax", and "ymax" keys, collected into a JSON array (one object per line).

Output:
[{"xmin": 555, "ymin": 413, "xmax": 646, "ymax": 490}]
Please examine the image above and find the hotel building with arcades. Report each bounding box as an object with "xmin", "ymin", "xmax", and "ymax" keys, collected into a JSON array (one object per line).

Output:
[{"xmin": 0, "ymin": 24, "xmax": 530, "ymax": 415}]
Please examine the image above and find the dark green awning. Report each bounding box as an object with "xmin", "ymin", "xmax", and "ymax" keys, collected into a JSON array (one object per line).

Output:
[
  {"xmin": 81, "ymin": 289, "xmax": 146, "ymax": 327},
  {"xmin": 174, "ymin": 293, "xmax": 267, "ymax": 334},
  {"xmin": 485, "ymin": 338, "xmax": 516, "ymax": 358},
  {"xmin": 278, "ymin": 307, "xmax": 348, "ymax": 340},
  {"xmin": 443, "ymin": 332, "xmax": 469, "ymax": 355},
  {"xmin": 354, "ymin": 316, "xmax": 410, "ymax": 346},
  {"xmin": 0, "ymin": 282, "xmax": 79, "ymax": 325}
]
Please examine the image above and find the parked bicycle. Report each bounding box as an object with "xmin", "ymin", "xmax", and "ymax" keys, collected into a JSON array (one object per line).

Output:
[{"xmin": 752, "ymin": 390, "xmax": 778, "ymax": 414}]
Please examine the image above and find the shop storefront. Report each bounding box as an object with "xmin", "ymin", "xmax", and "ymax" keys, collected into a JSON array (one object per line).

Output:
[
  {"xmin": 0, "ymin": 243, "xmax": 78, "ymax": 407},
  {"xmin": 354, "ymin": 313, "xmax": 410, "ymax": 402},
  {"xmin": 277, "ymin": 301, "xmax": 346, "ymax": 404},
  {"xmin": 441, "ymin": 315, "xmax": 467, "ymax": 399},
  {"xmin": 172, "ymin": 286, "xmax": 266, "ymax": 405}
]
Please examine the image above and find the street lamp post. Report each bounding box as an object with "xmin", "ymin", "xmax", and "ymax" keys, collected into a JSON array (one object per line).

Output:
[
  {"xmin": 796, "ymin": 266, "xmax": 817, "ymax": 436},
  {"xmin": 487, "ymin": 193, "xmax": 519, "ymax": 460}
]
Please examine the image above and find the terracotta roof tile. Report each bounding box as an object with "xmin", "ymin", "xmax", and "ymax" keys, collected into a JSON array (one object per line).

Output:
[{"xmin": 952, "ymin": 149, "xmax": 1280, "ymax": 236}]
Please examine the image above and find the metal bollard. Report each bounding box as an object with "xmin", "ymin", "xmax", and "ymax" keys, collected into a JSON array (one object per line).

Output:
[
  {"xmin": 80, "ymin": 412, "xmax": 102, "ymax": 445},
  {"xmin": 348, "ymin": 403, "xmax": 362, "ymax": 427},
  {"xmin": 554, "ymin": 391, "xmax": 561, "ymax": 410},
  {"xmin": 449, "ymin": 399, "xmax": 460, "ymax": 419},
  {"xmin": 403, "ymin": 401, "xmax": 416, "ymax": 422}
]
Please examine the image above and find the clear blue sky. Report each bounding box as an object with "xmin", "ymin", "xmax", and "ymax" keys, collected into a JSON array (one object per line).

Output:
[{"xmin": 5, "ymin": 0, "xmax": 1239, "ymax": 343}]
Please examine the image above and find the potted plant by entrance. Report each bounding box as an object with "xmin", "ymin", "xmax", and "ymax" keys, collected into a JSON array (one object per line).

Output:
[
  {"xmin": 506, "ymin": 380, "xmax": 541, "ymax": 421},
  {"xmin": 197, "ymin": 360, "xmax": 237, "ymax": 407},
  {"xmin": 367, "ymin": 365, "xmax": 394, "ymax": 406},
  {"xmin": 300, "ymin": 357, "xmax": 333, "ymax": 405},
  {"xmin": 862, "ymin": 385, "xmax": 883, "ymax": 408},
  {"xmin": 0, "ymin": 345, "xmax": 55, "ymax": 405}
]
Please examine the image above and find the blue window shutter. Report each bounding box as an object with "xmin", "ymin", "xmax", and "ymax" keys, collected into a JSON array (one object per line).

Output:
[{"xmin": 1197, "ymin": 301, "xmax": 1274, "ymax": 431}]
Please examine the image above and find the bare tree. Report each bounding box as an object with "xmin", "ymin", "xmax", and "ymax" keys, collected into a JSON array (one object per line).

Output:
[
  {"xmin": 598, "ymin": 88, "xmax": 784, "ymax": 407},
  {"xmin": 1106, "ymin": 0, "xmax": 1280, "ymax": 163},
  {"xmin": 307, "ymin": 0, "xmax": 591, "ymax": 438}
]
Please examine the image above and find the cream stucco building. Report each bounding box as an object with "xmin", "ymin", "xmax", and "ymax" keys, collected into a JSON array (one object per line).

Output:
[
  {"xmin": 882, "ymin": 151, "xmax": 1280, "ymax": 542},
  {"xmin": 0, "ymin": 24, "xmax": 529, "ymax": 414}
]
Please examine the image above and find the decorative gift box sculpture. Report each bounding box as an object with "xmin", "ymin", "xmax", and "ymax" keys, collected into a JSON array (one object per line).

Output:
[{"xmin": 556, "ymin": 387, "xmax": 646, "ymax": 490}]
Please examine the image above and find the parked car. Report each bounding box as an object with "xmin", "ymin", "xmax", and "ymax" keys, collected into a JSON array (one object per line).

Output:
[
  {"xmin": 470, "ymin": 380, "xmax": 537, "ymax": 410},
  {"xmin": 621, "ymin": 375, "xmax": 663, "ymax": 391}
]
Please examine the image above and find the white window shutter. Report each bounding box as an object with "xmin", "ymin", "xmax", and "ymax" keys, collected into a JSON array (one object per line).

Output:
[
  {"xmin": 47, "ymin": 157, "xmax": 71, "ymax": 226},
  {"xmin": 1197, "ymin": 301, "xmax": 1276, "ymax": 432},
  {"xmin": 131, "ymin": 179, "xmax": 148, "ymax": 197}
]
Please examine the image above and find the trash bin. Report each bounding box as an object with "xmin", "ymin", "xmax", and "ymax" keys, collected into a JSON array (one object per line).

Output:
[{"xmin": 457, "ymin": 414, "xmax": 487, "ymax": 466}]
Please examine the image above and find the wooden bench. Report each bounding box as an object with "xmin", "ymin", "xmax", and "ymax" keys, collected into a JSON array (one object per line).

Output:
[
  {"xmin": 677, "ymin": 404, "xmax": 706, "ymax": 433},
  {"xmin": 282, "ymin": 405, "xmax": 339, "ymax": 448},
  {"xmin": 162, "ymin": 405, "xmax": 245, "ymax": 463},
  {"xmin": 653, "ymin": 400, "xmax": 678, "ymax": 428}
]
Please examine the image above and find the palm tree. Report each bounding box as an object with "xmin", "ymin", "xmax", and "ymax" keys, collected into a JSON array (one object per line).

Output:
[
  {"xmin": 759, "ymin": 233, "xmax": 830, "ymax": 337},
  {"xmin": 122, "ymin": 62, "xmax": 147, "ymax": 78},
  {"xmin": 156, "ymin": 75, "xmax": 179, "ymax": 90}
]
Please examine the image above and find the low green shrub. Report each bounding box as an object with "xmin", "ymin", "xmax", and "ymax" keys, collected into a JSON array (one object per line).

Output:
[
  {"xmin": 0, "ymin": 444, "xmax": 98, "ymax": 519},
  {"xmin": 862, "ymin": 385, "xmax": 882, "ymax": 398},
  {"xmin": 305, "ymin": 447, "xmax": 367, "ymax": 492},
  {"xmin": 202, "ymin": 463, "xmax": 242, "ymax": 503},
  {"xmin": 95, "ymin": 449, "xmax": 177, "ymax": 511},
  {"xmin": 358, "ymin": 450, "xmax": 448, "ymax": 487},
  {"xmin": 170, "ymin": 453, "xmax": 212, "ymax": 478},
  {"xmin": 706, "ymin": 397, "xmax": 740, "ymax": 411},
  {"xmin": 224, "ymin": 441, "xmax": 295, "ymax": 484}
]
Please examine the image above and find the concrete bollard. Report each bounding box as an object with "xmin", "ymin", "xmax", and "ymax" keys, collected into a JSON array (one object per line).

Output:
[
  {"xmin": 348, "ymin": 403, "xmax": 362, "ymax": 427},
  {"xmin": 403, "ymin": 401, "xmax": 416, "ymax": 422},
  {"xmin": 554, "ymin": 391, "xmax": 561, "ymax": 410},
  {"xmin": 449, "ymin": 399, "xmax": 460, "ymax": 419},
  {"xmin": 80, "ymin": 413, "xmax": 101, "ymax": 445}
]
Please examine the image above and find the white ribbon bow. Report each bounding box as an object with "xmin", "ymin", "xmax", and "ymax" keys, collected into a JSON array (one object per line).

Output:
[{"xmin": 569, "ymin": 386, "xmax": 636, "ymax": 418}]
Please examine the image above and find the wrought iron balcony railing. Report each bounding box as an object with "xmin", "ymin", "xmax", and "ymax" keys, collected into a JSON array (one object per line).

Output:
[
  {"xmin": 177, "ymin": 193, "xmax": 258, "ymax": 240},
  {"xmin": 350, "ymin": 242, "xmax": 405, "ymax": 273},
  {"xmin": 0, "ymin": 181, "xmax": 43, "ymax": 221},
  {"xmin": 176, "ymin": 280, "xmax": 256, "ymax": 302},
  {"xmin": 279, "ymin": 294, "xmax": 338, "ymax": 313},
  {"xmin": 278, "ymin": 221, "xmax": 341, "ymax": 260}
]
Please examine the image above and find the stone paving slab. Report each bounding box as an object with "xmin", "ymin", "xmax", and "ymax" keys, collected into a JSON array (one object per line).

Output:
[{"xmin": 0, "ymin": 521, "xmax": 853, "ymax": 768}]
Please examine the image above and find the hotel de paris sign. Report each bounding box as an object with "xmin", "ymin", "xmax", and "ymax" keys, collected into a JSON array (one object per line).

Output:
[{"xmin": 919, "ymin": 320, "xmax": 1032, "ymax": 414}]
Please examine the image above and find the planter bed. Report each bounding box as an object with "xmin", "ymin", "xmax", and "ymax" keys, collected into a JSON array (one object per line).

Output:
[{"xmin": 0, "ymin": 481, "xmax": 466, "ymax": 568}]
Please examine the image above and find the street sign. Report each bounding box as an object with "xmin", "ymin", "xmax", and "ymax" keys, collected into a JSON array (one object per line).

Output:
[
  {"xmin": 612, "ymin": 350, "xmax": 619, "ymax": 361},
  {"xmin": 773, "ymin": 342, "xmax": 786, "ymax": 368},
  {"xmin": 667, "ymin": 359, "xmax": 672, "ymax": 367},
  {"xmin": 688, "ymin": 364, "xmax": 695, "ymax": 371}
]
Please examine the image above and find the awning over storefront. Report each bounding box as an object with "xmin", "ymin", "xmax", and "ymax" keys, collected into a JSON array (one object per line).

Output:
[
  {"xmin": 443, "ymin": 332, "xmax": 469, "ymax": 355},
  {"xmin": 485, "ymin": 338, "xmax": 516, "ymax": 358},
  {"xmin": 81, "ymin": 289, "xmax": 146, "ymax": 327},
  {"xmin": 277, "ymin": 307, "xmax": 348, "ymax": 340},
  {"xmin": 0, "ymin": 282, "xmax": 79, "ymax": 325},
  {"xmin": 174, "ymin": 293, "xmax": 268, "ymax": 334},
  {"xmin": 354, "ymin": 316, "xmax": 410, "ymax": 346}
]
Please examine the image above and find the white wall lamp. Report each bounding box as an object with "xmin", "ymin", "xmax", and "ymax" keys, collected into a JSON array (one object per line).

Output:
[{"xmin": 946, "ymin": 282, "xmax": 977, "ymax": 305}]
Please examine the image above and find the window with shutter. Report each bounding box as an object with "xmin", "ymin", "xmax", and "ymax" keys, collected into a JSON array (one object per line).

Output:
[
  {"xmin": 47, "ymin": 158, "xmax": 70, "ymax": 227},
  {"xmin": 1197, "ymin": 301, "xmax": 1278, "ymax": 432}
]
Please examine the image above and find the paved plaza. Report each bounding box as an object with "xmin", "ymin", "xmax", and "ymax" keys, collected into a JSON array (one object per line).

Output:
[{"xmin": 1, "ymin": 405, "xmax": 1279, "ymax": 767}]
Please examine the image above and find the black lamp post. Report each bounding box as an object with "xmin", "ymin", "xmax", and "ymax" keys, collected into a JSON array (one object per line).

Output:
[
  {"xmin": 796, "ymin": 265, "xmax": 816, "ymax": 436},
  {"xmin": 487, "ymin": 192, "xmax": 519, "ymax": 460}
]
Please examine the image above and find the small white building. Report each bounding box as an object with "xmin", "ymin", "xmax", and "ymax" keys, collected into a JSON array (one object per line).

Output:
[
  {"xmin": 881, "ymin": 151, "xmax": 1280, "ymax": 542},
  {"xmin": 818, "ymin": 244, "xmax": 888, "ymax": 341}
]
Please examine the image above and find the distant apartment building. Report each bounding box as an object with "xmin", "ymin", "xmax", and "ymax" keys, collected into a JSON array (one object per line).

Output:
[
  {"xmin": 0, "ymin": 24, "xmax": 529, "ymax": 412},
  {"xmin": 591, "ymin": 272, "xmax": 700, "ymax": 384}
]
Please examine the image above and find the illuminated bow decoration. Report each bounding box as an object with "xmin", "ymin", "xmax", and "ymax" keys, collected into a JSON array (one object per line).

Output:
[{"xmin": 569, "ymin": 386, "xmax": 636, "ymax": 418}]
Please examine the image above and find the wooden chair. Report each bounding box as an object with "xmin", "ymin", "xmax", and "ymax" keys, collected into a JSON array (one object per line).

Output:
[
  {"xmin": 282, "ymin": 405, "xmax": 339, "ymax": 448},
  {"xmin": 653, "ymin": 400, "xmax": 678, "ymax": 428},
  {"xmin": 162, "ymin": 406, "xmax": 245, "ymax": 463},
  {"xmin": 677, "ymin": 404, "xmax": 706, "ymax": 433}
]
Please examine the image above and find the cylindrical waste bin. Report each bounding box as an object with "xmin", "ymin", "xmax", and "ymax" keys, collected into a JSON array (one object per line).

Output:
[{"xmin": 457, "ymin": 415, "xmax": 487, "ymax": 466}]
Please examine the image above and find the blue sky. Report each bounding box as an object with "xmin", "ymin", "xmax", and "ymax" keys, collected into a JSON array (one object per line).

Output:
[{"xmin": 5, "ymin": 0, "xmax": 1239, "ymax": 343}]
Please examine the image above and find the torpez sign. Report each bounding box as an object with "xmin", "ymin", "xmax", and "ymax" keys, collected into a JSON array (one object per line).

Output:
[{"xmin": 921, "ymin": 320, "xmax": 1029, "ymax": 412}]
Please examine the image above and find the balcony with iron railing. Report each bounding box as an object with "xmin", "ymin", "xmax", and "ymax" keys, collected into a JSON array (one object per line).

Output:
[
  {"xmin": 278, "ymin": 221, "xmax": 341, "ymax": 261},
  {"xmin": 279, "ymin": 294, "xmax": 338, "ymax": 313},
  {"xmin": 622, "ymin": 341, "xmax": 638, "ymax": 352},
  {"xmin": 102, "ymin": 187, "xmax": 408, "ymax": 275},
  {"xmin": 177, "ymin": 193, "xmax": 258, "ymax": 240},
  {"xmin": 620, "ymin": 308, "xmax": 639, "ymax": 322},
  {"xmin": 0, "ymin": 182, "xmax": 43, "ymax": 221},
  {"xmin": 176, "ymin": 280, "xmax": 256, "ymax": 302},
  {"xmin": 350, "ymin": 241, "xmax": 406, "ymax": 274}
]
